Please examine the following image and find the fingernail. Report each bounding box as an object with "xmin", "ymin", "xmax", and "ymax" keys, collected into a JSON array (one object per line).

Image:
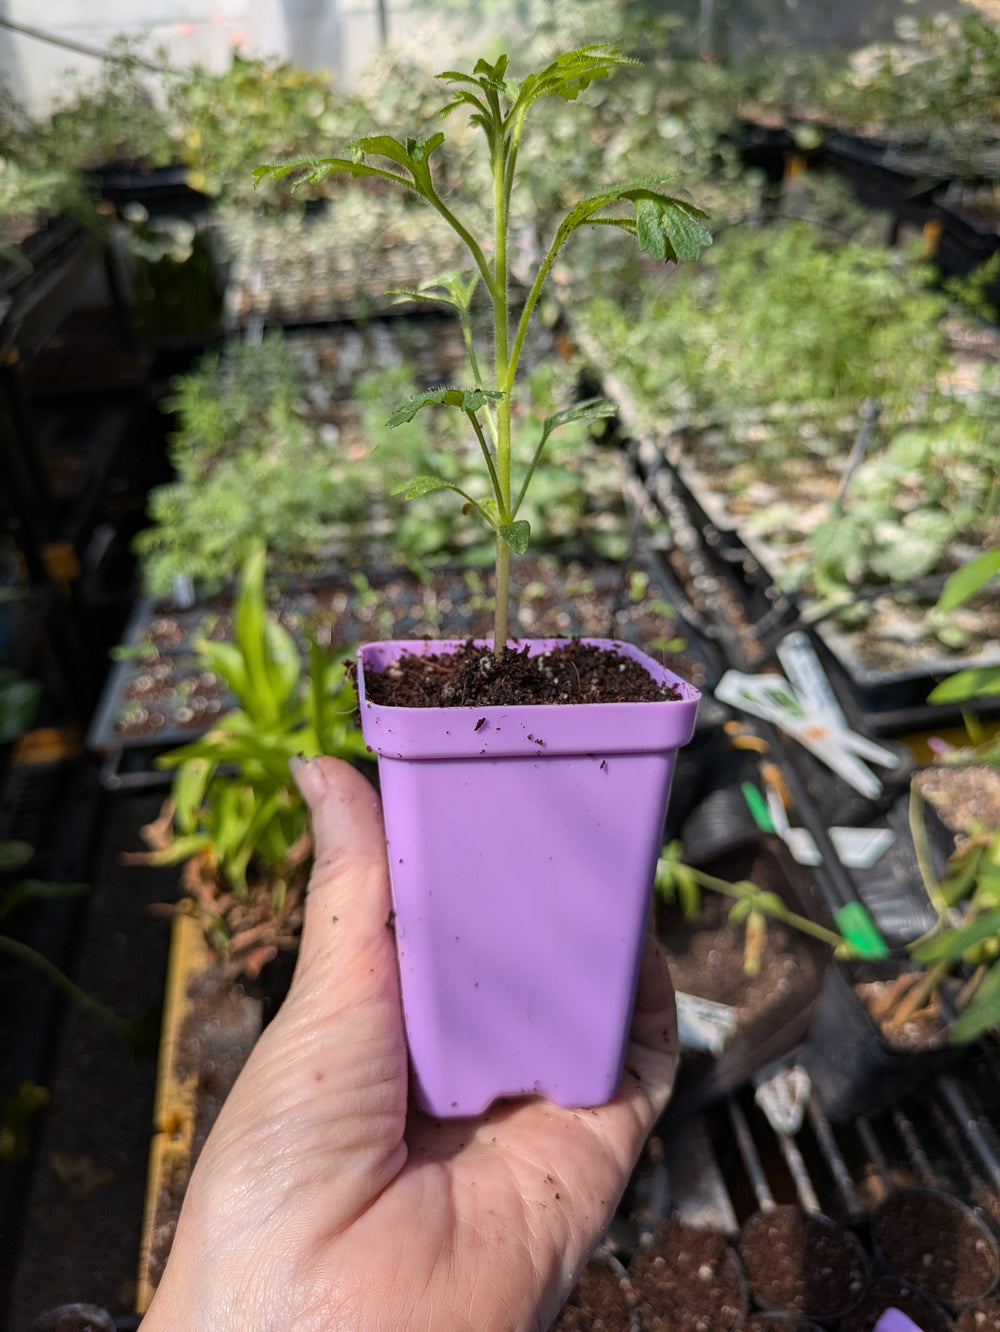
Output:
[{"xmin": 289, "ymin": 754, "xmax": 327, "ymax": 808}]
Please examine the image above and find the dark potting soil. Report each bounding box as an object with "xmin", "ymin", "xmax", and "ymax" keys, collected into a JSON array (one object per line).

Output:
[
  {"xmin": 840, "ymin": 1276, "xmax": 954, "ymax": 1332},
  {"xmin": 737, "ymin": 1206, "xmax": 868, "ymax": 1319},
  {"xmin": 744, "ymin": 1316, "xmax": 822, "ymax": 1332},
  {"xmin": 361, "ymin": 639, "xmax": 682, "ymax": 708},
  {"xmin": 629, "ymin": 1213, "xmax": 747, "ymax": 1332},
  {"xmin": 956, "ymin": 1294, "xmax": 1000, "ymax": 1332},
  {"xmin": 550, "ymin": 1257, "xmax": 635, "ymax": 1332},
  {"xmin": 873, "ymin": 1190, "xmax": 1000, "ymax": 1307}
]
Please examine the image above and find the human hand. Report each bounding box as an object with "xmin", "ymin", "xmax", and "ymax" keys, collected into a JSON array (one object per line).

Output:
[{"xmin": 140, "ymin": 756, "xmax": 678, "ymax": 1332}]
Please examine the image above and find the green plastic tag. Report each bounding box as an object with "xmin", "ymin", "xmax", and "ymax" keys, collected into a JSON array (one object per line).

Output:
[
  {"xmin": 834, "ymin": 900, "xmax": 891, "ymax": 959},
  {"xmin": 741, "ymin": 781, "xmax": 774, "ymax": 833}
]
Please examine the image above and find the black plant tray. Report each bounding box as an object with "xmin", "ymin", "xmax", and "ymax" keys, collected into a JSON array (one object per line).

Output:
[
  {"xmin": 656, "ymin": 824, "xmax": 836, "ymax": 1126},
  {"xmin": 820, "ymin": 131, "xmax": 950, "ymax": 224},
  {"xmin": 86, "ymin": 550, "xmax": 724, "ymax": 755},
  {"xmin": 640, "ymin": 447, "xmax": 1000, "ymax": 734},
  {"xmin": 797, "ymin": 959, "xmax": 966, "ymax": 1123},
  {"xmin": 85, "ymin": 162, "xmax": 210, "ymax": 218}
]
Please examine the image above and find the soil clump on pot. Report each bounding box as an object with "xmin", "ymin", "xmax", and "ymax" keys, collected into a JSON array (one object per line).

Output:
[
  {"xmin": 873, "ymin": 1188, "xmax": 1000, "ymax": 1307},
  {"xmin": 737, "ymin": 1205, "xmax": 868, "ymax": 1320},
  {"xmin": 629, "ymin": 1212, "xmax": 747, "ymax": 1332},
  {"xmin": 361, "ymin": 639, "xmax": 682, "ymax": 708}
]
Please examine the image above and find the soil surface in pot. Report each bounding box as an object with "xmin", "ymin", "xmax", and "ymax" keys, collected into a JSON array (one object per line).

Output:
[
  {"xmin": 737, "ymin": 1206, "xmax": 868, "ymax": 1319},
  {"xmin": 873, "ymin": 1189, "xmax": 1000, "ymax": 1307},
  {"xmin": 655, "ymin": 838, "xmax": 831, "ymax": 1109},
  {"xmin": 361, "ymin": 639, "xmax": 682, "ymax": 707},
  {"xmin": 853, "ymin": 969, "xmax": 956, "ymax": 1053},
  {"xmin": 551, "ymin": 1257, "xmax": 635, "ymax": 1332},
  {"xmin": 629, "ymin": 1213, "xmax": 747, "ymax": 1332},
  {"xmin": 840, "ymin": 1276, "xmax": 953, "ymax": 1332},
  {"xmin": 744, "ymin": 1317, "xmax": 822, "ymax": 1332},
  {"xmin": 956, "ymin": 1293, "xmax": 1000, "ymax": 1332}
]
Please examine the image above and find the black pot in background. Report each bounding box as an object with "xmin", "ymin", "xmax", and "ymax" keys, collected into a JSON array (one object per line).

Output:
[
  {"xmin": 798, "ymin": 962, "xmax": 965, "ymax": 1123},
  {"xmin": 872, "ymin": 1187, "xmax": 1000, "ymax": 1311},
  {"xmin": 737, "ymin": 1205, "xmax": 869, "ymax": 1323}
]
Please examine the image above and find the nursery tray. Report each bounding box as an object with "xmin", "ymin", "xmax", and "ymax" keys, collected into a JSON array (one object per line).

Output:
[
  {"xmin": 86, "ymin": 551, "xmax": 723, "ymax": 759},
  {"xmin": 657, "ymin": 824, "xmax": 836, "ymax": 1124},
  {"xmin": 663, "ymin": 451, "xmax": 1000, "ymax": 729}
]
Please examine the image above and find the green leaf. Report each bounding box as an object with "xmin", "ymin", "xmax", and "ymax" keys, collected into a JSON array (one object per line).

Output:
[
  {"xmin": 950, "ymin": 959, "xmax": 1000, "ymax": 1044},
  {"xmin": 0, "ymin": 677, "xmax": 41, "ymax": 745},
  {"xmin": 938, "ymin": 548, "xmax": 1000, "ymax": 612},
  {"xmin": 172, "ymin": 757, "xmax": 212, "ymax": 836},
  {"xmin": 386, "ymin": 387, "xmax": 502, "ymax": 427},
  {"xmin": 552, "ymin": 185, "xmax": 711, "ymax": 267},
  {"xmin": 233, "ymin": 541, "xmax": 279, "ymax": 724},
  {"xmin": 912, "ymin": 907, "xmax": 1000, "ymax": 964},
  {"xmin": 391, "ymin": 474, "xmax": 460, "ymax": 499},
  {"xmin": 540, "ymin": 396, "xmax": 617, "ymax": 441},
  {"xmin": 0, "ymin": 841, "xmax": 34, "ymax": 873},
  {"xmin": 627, "ymin": 191, "xmax": 714, "ymax": 263},
  {"xmin": 929, "ymin": 667, "xmax": 1000, "ymax": 704},
  {"xmin": 499, "ymin": 521, "xmax": 531, "ymax": 554}
]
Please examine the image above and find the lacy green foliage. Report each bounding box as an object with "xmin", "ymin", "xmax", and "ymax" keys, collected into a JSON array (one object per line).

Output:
[
  {"xmin": 167, "ymin": 52, "xmax": 362, "ymax": 208},
  {"xmin": 254, "ymin": 46, "xmax": 711, "ymax": 647},
  {"xmin": 0, "ymin": 158, "xmax": 96, "ymax": 244},
  {"xmin": 148, "ymin": 543, "xmax": 366, "ymax": 901},
  {"xmin": 821, "ymin": 13, "xmax": 1000, "ymax": 163},
  {"xmin": 809, "ymin": 420, "xmax": 1000, "ymax": 597},
  {"xmin": 577, "ymin": 220, "xmax": 952, "ymax": 450},
  {"xmin": 26, "ymin": 37, "xmax": 176, "ymax": 172},
  {"xmin": 134, "ymin": 336, "xmax": 370, "ymax": 595}
]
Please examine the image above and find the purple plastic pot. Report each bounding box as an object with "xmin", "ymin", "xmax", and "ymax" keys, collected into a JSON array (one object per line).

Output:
[{"xmin": 357, "ymin": 637, "xmax": 700, "ymax": 1117}]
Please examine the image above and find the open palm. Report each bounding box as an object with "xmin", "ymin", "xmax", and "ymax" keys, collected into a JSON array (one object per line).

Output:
[{"xmin": 141, "ymin": 757, "xmax": 678, "ymax": 1332}]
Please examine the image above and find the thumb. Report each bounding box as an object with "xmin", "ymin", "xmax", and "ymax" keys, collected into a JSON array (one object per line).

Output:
[{"xmin": 289, "ymin": 755, "xmax": 394, "ymax": 984}]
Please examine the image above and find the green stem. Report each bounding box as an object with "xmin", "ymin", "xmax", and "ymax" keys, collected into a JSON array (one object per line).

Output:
[
  {"xmin": 491, "ymin": 119, "xmax": 513, "ymax": 655},
  {"xmin": 466, "ymin": 409, "xmax": 502, "ymax": 506},
  {"xmin": 0, "ymin": 934, "xmax": 132, "ymax": 1037},
  {"xmin": 688, "ymin": 866, "xmax": 848, "ymax": 951},
  {"xmin": 495, "ymin": 537, "xmax": 510, "ymax": 651}
]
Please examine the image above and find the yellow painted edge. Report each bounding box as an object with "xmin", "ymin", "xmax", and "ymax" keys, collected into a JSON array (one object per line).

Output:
[
  {"xmin": 135, "ymin": 911, "xmax": 211, "ymax": 1314},
  {"xmin": 900, "ymin": 719, "xmax": 1000, "ymax": 765}
]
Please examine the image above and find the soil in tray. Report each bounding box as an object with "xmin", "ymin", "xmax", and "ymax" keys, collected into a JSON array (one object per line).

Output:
[
  {"xmin": 840, "ymin": 1276, "xmax": 953, "ymax": 1332},
  {"xmin": 100, "ymin": 555, "xmax": 710, "ymax": 748},
  {"xmin": 737, "ymin": 1206, "xmax": 868, "ymax": 1320},
  {"xmin": 629, "ymin": 1213, "xmax": 747, "ymax": 1332},
  {"xmin": 654, "ymin": 837, "xmax": 831, "ymax": 1104},
  {"xmin": 872, "ymin": 1188, "xmax": 1000, "ymax": 1307},
  {"xmin": 957, "ymin": 1294, "xmax": 1000, "ymax": 1332},
  {"xmin": 551, "ymin": 1257, "xmax": 635, "ymax": 1332}
]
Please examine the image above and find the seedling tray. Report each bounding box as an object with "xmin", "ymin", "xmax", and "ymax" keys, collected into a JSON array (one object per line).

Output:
[{"xmin": 86, "ymin": 550, "xmax": 723, "ymax": 755}]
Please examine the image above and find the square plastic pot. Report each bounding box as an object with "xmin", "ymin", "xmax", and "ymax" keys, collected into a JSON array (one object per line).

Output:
[{"xmin": 357, "ymin": 637, "xmax": 700, "ymax": 1117}]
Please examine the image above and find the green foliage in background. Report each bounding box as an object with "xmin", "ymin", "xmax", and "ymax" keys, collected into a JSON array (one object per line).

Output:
[
  {"xmin": 809, "ymin": 420, "xmax": 1000, "ymax": 600},
  {"xmin": 577, "ymin": 219, "xmax": 953, "ymax": 451},
  {"xmin": 134, "ymin": 335, "xmax": 369, "ymax": 594},
  {"xmin": 143, "ymin": 542, "xmax": 366, "ymax": 912}
]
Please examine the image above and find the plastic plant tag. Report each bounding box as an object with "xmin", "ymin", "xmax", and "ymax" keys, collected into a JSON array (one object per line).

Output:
[
  {"xmin": 715, "ymin": 669, "xmax": 895, "ymax": 797},
  {"xmin": 766, "ymin": 784, "xmax": 896, "ymax": 869},
  {"xmin": 676, "ymin": 992, "xmax": 740, "ymax": 1056},
  {"xmin": 753, "ymin": 1060, "xmax": 812, "ymax": 1134}
]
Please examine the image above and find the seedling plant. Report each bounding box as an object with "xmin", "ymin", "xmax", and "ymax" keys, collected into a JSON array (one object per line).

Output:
[{"xmin": 255, "ymin": 45, "xmax": 712, "ymax": 654}]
